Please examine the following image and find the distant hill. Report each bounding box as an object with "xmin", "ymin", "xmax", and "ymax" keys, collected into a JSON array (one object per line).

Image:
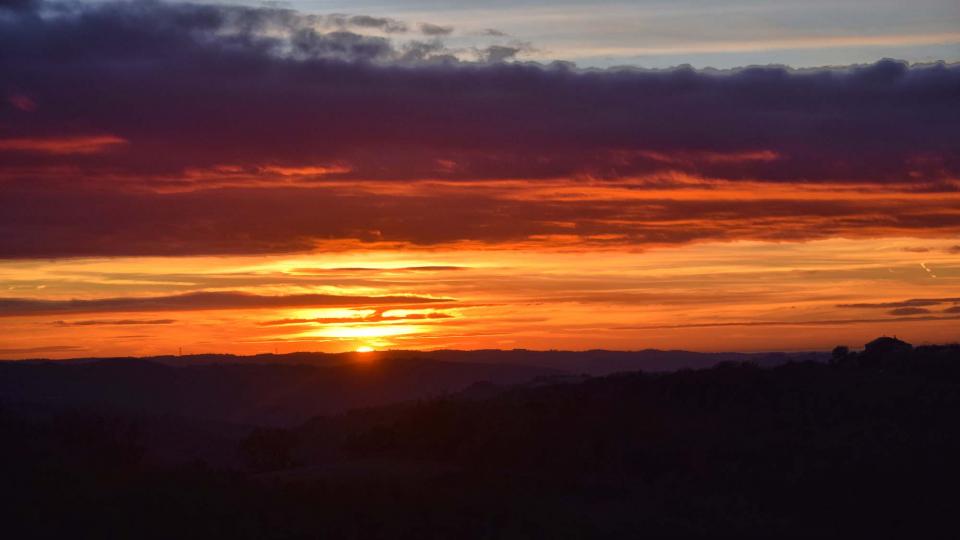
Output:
[
  {"xmin": 7, "ymin": 347, "xmax": 828, "ymax": 374},
  {"xmin": 0, "ymin": 348, "xmax": 826, "ymax": 467},
  {"xmin": 0, "ymin": 357, "xmax": 561, "ymax": 426},
  {"xmin": 0, "ymin": 348, "xmax": 826, "ymax": 428}
]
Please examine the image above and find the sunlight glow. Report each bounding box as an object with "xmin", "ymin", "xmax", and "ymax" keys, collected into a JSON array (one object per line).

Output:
[{"xmin": 306, "ymin": 324, "xmax": 422, "ymax": 339}]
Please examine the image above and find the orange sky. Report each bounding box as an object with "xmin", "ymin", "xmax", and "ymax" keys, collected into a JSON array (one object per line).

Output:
[
  {"xmin": 1, "ymin": 144, "xmax": 958, "ymax": 359},
  {"xmin": 2, "ymin": 2, "xmax": 958, "ymax": 358},
  {"xmin": 2, "ymin": 226, "xmax": 958, "ymax": 358}
]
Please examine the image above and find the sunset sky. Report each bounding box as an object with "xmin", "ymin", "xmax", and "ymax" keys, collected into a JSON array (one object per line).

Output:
[{"xmin": 1, "ymin": 0, "xmax": 958, "ymax": 358}]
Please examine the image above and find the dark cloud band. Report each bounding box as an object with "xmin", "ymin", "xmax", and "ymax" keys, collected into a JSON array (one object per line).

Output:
[
  {"xmin": 0, "ymin": 1, "xmax": 956, "ymax": 184},
  {"xmin": 1, "ymin": 1, "xmax": 959, "ymax": 259},
  {"xmin": 1, "ymin": 183, "xmax": 960, "ymax": 258},
  {"xmin": 0, "ymin": 291, "xmax": 450, "ymax": 317}
]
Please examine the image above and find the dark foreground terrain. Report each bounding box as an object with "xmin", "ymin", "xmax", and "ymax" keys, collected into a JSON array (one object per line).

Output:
[{"xmin": 2, "ymin": 341, "xmax": 959, "ymax": 538}]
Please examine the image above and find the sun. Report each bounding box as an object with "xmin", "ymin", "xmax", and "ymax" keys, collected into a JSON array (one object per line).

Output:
[{"xmin": 355, "ymin": 345, "xmax": 375, "ymax": 353}]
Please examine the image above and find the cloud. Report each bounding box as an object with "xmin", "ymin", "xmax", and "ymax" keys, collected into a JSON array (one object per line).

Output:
[
  {"xmin": 0, "ymin": 1, "xmax": 956, "ymax": 185},
  {"xmin": 888, "ymin": 307, "xmax": 932, "ymax": 316},
  {"xmin": 259, "ymin": 310, "xmax": 453, "ymax": 326},
  {"xmin": 619, "ymin": 314, "xmax": 960, "ymax": 330},
  {"xmin": 0, "ymin": 0, "xmax": 36, "ymax": 11},
  {"xmin": 292, "ymin": 266, "xmax": 467, "ymax": 274},
  {"xmin": 0, "ymin": 135, "xmax": 127, "ymax": 154},
  {"xmin": 337, "ymin": 14, "xmax": 408, "ymax": 33},
  {"xmin": 52, "ymin": 319, "xmax": 176, "ymax": 326},
  {"xmin": 2, "ymin": 182, "xmax": 960, "ymax": 258},
  {"xmin": 6, "ymin": 93, "xmax": 36, "ymax": 111},
  {"xmin": 838, "ymin": 298, "xmax": 960, "ymax": 309},
  {"xmin": 0, "ymin": 291, "xmax": 451, "ymax": 317},
  {"xmin": 287, "ymin": 30, "xmax": 394, "ymax": 62},
  {"xmin": 398, "ymin": 38, "xmax": 453, "ymax": 62},
  {"xmin": 0, "ymin": 344, "xmax": 85, "ymax": 356},
  {"xmin": 1, "ymin": 1, "xmax": 959, "ymax": 259},
  {"xmin": 478, "ymin": 44, "xmax": 531, "ymax": 63},
  {"xmin": 419, "ymin": 22, "xmax": 453, "ymax": 36}
]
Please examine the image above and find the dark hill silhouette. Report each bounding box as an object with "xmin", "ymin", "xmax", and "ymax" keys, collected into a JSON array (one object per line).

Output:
[
  {"xmin": 0, "ymin": 348, "xmax": 828, "ymax": 438},
  {"xmin": 0, "ymin": 357, "xmax": 561, "ymax": 426},
  {"xmin": 864, "ymin": 335, "xmax": 912, "ymax": 353},
  {"xmin": 8, "ymin": 347, "xmax": 827, "ymax": 374},
  {"xmin": 0, "ymin": 348, "xmax": 825, "ymax": 429},
  {"xmin": 0, "ymin": 348, "xmax": 824, "ymax": 468},
  {"xmin": 2, "ymin": 340, "xmax": 957, "ymax": 538},
  {"xmin": 252, "ymin": 341, "xmax": 960, "ymax": 537}
]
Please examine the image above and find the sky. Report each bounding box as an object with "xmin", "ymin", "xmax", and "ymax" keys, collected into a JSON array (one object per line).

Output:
[
  {"xmin": 0, "ymin": 0, "xmax": 958, "ymax": 358},
  {"xmin": 274, "ymin": 0, "xmax": 960, "ymax": 68}
]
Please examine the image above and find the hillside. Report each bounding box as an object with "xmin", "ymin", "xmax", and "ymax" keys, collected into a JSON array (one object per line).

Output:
[
  {"xmin": 2, "ymin": 343, "xmax": 958, "ymax": 538},
  {"xmin": 0, "ymin": 357, "xmax": 560, "ymax": 426}
]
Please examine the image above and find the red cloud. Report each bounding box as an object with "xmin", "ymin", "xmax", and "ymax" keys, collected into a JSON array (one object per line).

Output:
[
  {"xmin": 7, "ymin": 93, "xmax": 36, "ymax": 112},
  {"xmin": 0, "ymin": 135, "xmax": 127, "ymax": 155}
]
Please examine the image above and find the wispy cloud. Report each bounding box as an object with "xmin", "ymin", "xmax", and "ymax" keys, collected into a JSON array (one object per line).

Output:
[
  {"xmin": 619, "ymin": 314, "xmax": 960, "ymax": 331},
  {"xmin": 558, "ymin": 32, "xmax": 960, "ymax": 58},
  {"xmin": 292, "ymin": 266, "xmax": 468, "ymax": 274},
  {"xmin": 838, "ymin": 298, "xmax": 960, "ymax": 309},
  {"xmin": 0, "ymin": 135, "xmax": 127, "ymax": 155},
  {"xmin": 0, "ymin": 345, "xmax": 86, "ymax": 355},
  {"xmin": 419, "ymin": 22, "xmax": 453, "ymax": 36},
  {"xmin": 0, "ymin": 291, "xmax": 451, "ymax": 317},
  {"xmin": 52, "ymin": 319, "xmax": 176, "ymax": 326},
  {"xmin": 259, "ymin": 310, "xmax": 453, "ymax": 326}
]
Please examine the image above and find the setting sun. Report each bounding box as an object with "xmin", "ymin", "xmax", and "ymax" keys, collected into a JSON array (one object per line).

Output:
[{"xmin": 355, "ymin": 346, "xmax": 375, "ymax": 353}]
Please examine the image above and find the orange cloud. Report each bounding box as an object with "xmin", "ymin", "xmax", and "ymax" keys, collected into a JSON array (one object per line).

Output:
[{"xmin": 261, "ymin": 164, "xmax": 352, "ymax": 177}]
